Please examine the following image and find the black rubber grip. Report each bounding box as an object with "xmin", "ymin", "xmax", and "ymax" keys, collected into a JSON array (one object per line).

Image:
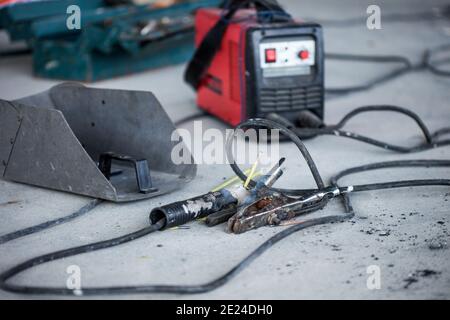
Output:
[{"xmin": 149, "ymin": 191, "xmax": 236, "ymax": 229}]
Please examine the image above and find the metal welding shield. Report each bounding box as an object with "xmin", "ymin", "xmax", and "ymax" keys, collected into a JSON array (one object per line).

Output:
[{"xmin": 0, "ymin": 83, "xmax": 196, "ymax": 202}]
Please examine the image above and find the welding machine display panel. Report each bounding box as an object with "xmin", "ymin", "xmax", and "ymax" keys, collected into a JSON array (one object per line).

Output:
[{"xmin": 259, "ymin": 38, "xmax": 316, "ymax": 78}]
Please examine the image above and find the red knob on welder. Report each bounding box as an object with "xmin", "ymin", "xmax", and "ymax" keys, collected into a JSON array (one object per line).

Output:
[{"xmin": 299, "ymin": 50, "xmax": 309, "ymax": 60}]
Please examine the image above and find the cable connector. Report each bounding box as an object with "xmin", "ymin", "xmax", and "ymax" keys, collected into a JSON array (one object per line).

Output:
[{"xmin": 296, "ymin": 110, "xmax": 325, "ymax": 129}]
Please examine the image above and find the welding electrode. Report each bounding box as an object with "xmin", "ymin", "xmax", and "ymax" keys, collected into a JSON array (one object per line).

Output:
[{"xmin": 149, "ymin": 159, "xmax": 285, "ymax": 230}]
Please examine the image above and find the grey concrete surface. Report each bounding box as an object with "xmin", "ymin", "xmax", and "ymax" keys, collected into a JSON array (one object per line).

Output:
[{"xmin": 0, "ymin": 0, "xmax": 449, "ymax": 299}]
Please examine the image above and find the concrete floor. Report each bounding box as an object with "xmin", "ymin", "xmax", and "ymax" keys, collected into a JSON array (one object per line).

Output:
[{"xmin": 0, "ymin": 0, "xmax": 449, "ymax": 299}]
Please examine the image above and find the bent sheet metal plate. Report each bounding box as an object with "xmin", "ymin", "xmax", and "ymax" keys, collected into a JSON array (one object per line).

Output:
[{"xmin": 0, "ymin": 83, "xmax": 196, "ymax": 202}]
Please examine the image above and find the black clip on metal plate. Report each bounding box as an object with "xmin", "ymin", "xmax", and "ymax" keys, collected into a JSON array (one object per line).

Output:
[{"xmin": 98, "ymin": 152, "xmax": 158, "ymax": 194}]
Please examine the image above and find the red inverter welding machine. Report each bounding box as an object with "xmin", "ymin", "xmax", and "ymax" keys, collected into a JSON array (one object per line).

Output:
[{"xmin": 184, "ymin": 0, "xmax": 324, "ymax": 126}]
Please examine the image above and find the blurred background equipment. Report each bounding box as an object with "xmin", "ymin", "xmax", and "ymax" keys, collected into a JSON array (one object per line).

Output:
[{"xmin": 0, "ymin": 0, "xmax": 221, "ymax": 81}]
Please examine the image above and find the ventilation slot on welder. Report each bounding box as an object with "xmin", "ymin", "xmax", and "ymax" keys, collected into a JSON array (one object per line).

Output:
[{"xmin": 259, "ymin": 86, "xmax": 324, "ymax": 113}]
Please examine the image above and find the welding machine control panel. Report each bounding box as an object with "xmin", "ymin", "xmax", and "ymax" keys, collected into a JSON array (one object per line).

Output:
[{"xmin": 259, "ymin": 38, "xmax": 316, "ymax": 77}]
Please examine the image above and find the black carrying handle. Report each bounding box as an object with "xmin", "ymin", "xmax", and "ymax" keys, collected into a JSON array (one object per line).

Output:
[{"xmin": 184, "ymin": 0, "xmax": 292, "ymax": 90}]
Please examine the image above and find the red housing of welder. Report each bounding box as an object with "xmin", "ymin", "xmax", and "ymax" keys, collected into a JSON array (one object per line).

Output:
[
  {"xmin": 194, "ymin": 8, "xmax": 325, "ymax": 126},
  {"xmin": 195, "ymin": 8, "xmax": 256, "ymax": 126}
]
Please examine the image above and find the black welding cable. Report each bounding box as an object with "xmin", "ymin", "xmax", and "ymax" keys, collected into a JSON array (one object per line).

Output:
[
  {"xmin": 423, "ymin": 44, "xmax": 450, "ymax": 77},
  {"xmin": 4, "ymin": 179, "xmax": 448, "ymax": 295},
  {"xmin": 0, "ymin": 199, "xmax": 102, "ymax": 245},
  {"xmin": 325, "ymin": 53, "xmax": 413, "ymax": 96},
  {"xmin": 432, "ymin": 127, "xmax": 450, "ymax": 140},
  {"xmin": 284, "ymin": 105, "xmax": 450, "ymax": 153},
  {"xmin": 325, "ymin": 44, "xmax": 450, "ymax": 97},
  {"xmin": 0, "ymin": 211, "xmax": 352, "ymax": 295},
  {"xmin": 335, "ymin": 178, "xmax": 450, "ymax": 214},
  {"xmin": 0, "ymin": 219, "xmax": 165, "ymax": 295},
  {"xmin": 325, "ymin": 52, "xmax": 412, "ymax": 66},
  {"xmin": 226, "ymin": 117, "xmax": 326, "ymax": 191},
  {"xmin": 323, "ymin": 105, "xmax": 432, "ymax": 152},
  {"xmin": 330, "ymin": 159, "xmax": 450, "ymax": 215},
  {"xmin": 0, "ymin": 117, "xmax": 335, "ymax": 295},
  {"xmin": 1, "ymin": 122, "xmax": 449, "ymax": 295},
  {"xmin": 327, "ymin": 129, "xmax": 450, "ymax": 153},
  {"xmin": 307, "ymin": 6, "xmax": 450, "ymax": 27},
  {"xmin": 225, "ymin": 117, "xmax": 450, "ymax": 202},
  {"xmin": 0, "ymin": 169, "xmax": 448, "ymax": 295},
  {"xmin": 176, "ymin": 104, "xmax": 450, "ymax": 154},
  {"xmin": 1, "ymin": 6, "xmax": 449, "ymax": 297}
]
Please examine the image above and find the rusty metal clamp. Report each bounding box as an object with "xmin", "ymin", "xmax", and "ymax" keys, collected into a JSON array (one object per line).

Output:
[{"xmin": 227, "ymin": 186, "xmax": 343, "ymax": 234}]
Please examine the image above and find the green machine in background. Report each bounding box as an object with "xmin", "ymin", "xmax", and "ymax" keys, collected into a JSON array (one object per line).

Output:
[{"xmin": 0, "ymin": 0, "xmax": 221, "ymax": 81}]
